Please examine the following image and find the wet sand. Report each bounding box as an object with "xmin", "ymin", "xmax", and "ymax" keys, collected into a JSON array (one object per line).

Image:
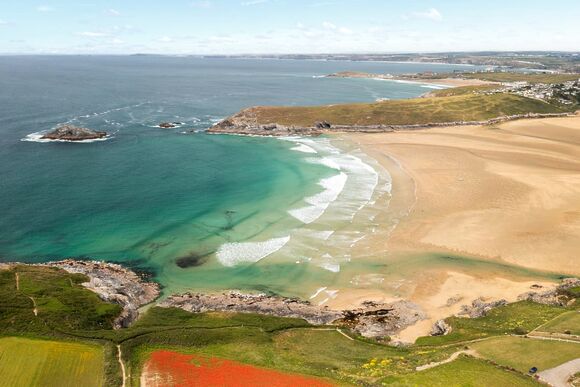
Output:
[{"xmin": 337, "ymin": 114, "xmax": 580, "ymax": 341}]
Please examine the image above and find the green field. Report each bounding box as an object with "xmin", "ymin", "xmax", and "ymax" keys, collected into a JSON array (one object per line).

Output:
[
  {"xmin": 0, "ymin": 337, "xmax": 105, "ymax": 387},
  {"xmin": 471, "ymin": 336, "xmax": 580, "ymax": 374},
  {"xmin": 539, "ymin": 311, "xmax": 580, "ymax": 335},
  {"xmin": 246, "ymin": 93, "xmax": 564, "ymax": 127},
  {"xmin": 382, "ymin": 356, "xmax": 540, "ymax": 386},
  {"xmin": 416, "ymin": 301, "xmax": 566, "ymax": 346},
  {"xmin": 0, "ymin": 264, "xmax": 578, "ymax": 386}
]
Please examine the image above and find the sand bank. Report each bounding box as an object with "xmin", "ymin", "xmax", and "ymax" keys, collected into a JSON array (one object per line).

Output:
[{"xmin": 338, "ymin": 114, "xmax": 580, "ymax": 341}]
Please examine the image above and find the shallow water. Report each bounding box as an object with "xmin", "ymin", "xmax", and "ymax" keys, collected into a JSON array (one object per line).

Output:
[{"xmin": 0, "ymin": 55, "xmax": 486, "ymax": 296}]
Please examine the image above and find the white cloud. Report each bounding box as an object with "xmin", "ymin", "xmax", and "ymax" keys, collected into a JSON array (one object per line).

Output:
[
  {"xmin": 0, "ymin": 19, "xmax": 7, "ymax": 26},
  {"xmin": 106, "ymin": 9, "xmax": 121, "ymax": 16},
  {"xmin": 191, "ymin": 1, "xmax": 211, "ymax": 8},
  {"xmin": 242, "ymin": 0, "xmax": 268, "ymax": 5},
  {"xmin": 36, "ymin": 5, "xmax": 53, "ymax": 12},
  {"xmin": 111, "ymin": 38, "xmax": 124, "ymax": 44},
  {"xmin": 411, "ymin": 8, "xmax": 443, "ymax": 22},
  {"xmin": 158, "ymin": 36, "xmax": 173, "ymax": 42},
  {"xmin": 322, "ymin": 21, "xmax": 336, "ymax": 30},
  {"xmin": 79, "ymin": 31, "xmax": 109, "ymax": 37}
]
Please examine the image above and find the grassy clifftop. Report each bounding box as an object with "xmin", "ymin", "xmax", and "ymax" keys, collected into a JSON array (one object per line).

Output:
[{"xmin": 240, "ymin": 93, "xmax": 565, "ymax": 128}]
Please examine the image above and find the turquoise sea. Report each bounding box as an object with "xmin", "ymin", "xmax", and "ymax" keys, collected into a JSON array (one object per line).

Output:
[{"xmin": 0, "ymin": 56, "xmax": 480, "ymax": 297}]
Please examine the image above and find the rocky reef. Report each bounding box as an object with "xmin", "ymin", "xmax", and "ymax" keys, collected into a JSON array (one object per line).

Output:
[
  {"xmin": 41, "ymin": 125, "xmax": 107, "ymax": 141},
  {"xmin": 158, "ymin": 122, "xmax": 182, "ymax": 128},
  {"xmin": 159, "ymin": 291, "xmax": 426, "ymax": 340},
  {"xmin": 48, "ymin": 260, "xmax": 160, "ymax": 328}
]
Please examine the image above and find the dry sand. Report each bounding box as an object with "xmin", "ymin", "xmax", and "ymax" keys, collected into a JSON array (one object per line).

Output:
[
  {"xmin": 398, "ymin": 77, "xmax": 498, "ymax": 87},
  {"xmin": 340, "ymin": 114, "xmax": 580, "ymax": 341}
]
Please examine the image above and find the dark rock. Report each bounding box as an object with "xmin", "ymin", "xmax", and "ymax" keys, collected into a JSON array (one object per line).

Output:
[
  {"xmin": 159, "ymin": 122, "xmax": 177, "ymax": 128},
  {"xmin": 315, "ymin": 121, "xmax": 332, "ymax": 129},
  {"xmin": 175, "ymin": 253, "xmax": 211, "ymax": 268},
  {"xmin": 41, "ymin": 125, "xmax": 107, "ymax": 141}
]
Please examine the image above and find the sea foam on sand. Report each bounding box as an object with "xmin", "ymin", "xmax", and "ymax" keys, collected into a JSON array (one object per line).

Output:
[{"xmin": 216, "ymin": 236, "xmax": 290, "ymax": 267}]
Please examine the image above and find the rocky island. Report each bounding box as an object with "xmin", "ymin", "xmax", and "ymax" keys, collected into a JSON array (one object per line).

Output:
[
  {"xmin": 41, "ymin": 125, "xmax": 108, "ymax": 141},
  {"xmin": 158, "ymin": 122, "xmax": 182, "ymax": 128}
]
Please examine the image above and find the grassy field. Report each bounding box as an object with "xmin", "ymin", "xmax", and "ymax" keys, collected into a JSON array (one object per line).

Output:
[
  {"xmin": 382, "ymin": 356, "xmax": 540, "ymax": 386},
  {"xmin": 416, "ymin": 301, "xmax": 567, "ymax": 346},
  {"xmin": 0, "ymin": 265, "xmax": 121, "ymax": 335},
  {"xmin": 539, "ymin": 311, "xmax": 580, "ymax": 335},
  {"xmin": 427, "ymin": 85, "xmax": 499, "ymax": 97},
  {"xmin": 471, "ymin": 336, "xmax": 580, "ymax": 374},
  {"xmin": 0, "ymin": 265, "xmax": 577, "ymax": 386},
  {"xmin": 0, "ymin": 337, "xmax": 105, "ymax": 387},
  {"xmin": 247, "ymin": 93, "xmax": 565, "ymax": 127}
]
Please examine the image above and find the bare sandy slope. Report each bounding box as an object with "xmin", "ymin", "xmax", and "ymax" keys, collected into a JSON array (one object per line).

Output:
[
  {"xmin": 399, "ymin": 77, "xmax": 498, "ymax": 87},
  {"xmin": 343, "ymin": 115, "xmax": 580, "ymax": 341}
]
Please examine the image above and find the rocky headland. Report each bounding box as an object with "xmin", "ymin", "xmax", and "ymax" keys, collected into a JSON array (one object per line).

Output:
[
  {"xmin": 47, "ymin": 260, "xmax": 160, "ymax": 328},
  {"xmin": 207, "ymin": 109, "xmax": 571, "ymax": 137},
  {"xmin": 159, "ymin": 291, "xmax": 426, "ymax": 340},
  {"xmin": 41, "ymin": 125, "xmax": 108, "ymax": 141}
]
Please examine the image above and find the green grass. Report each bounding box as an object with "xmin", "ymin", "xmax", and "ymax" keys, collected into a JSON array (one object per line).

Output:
[
  {"xmin": 0, "ymin": 265, "xmax": 577, "ymax": 386},
  {"xmin": 428, "ymin": 85, "xmax": 499, "ymax": 97},
  {"xmin": 416, "ymin": 301, "xmax": 567, "ymax": 346},
  {"xmin": 0, "ymin": 266, "xmax": 121, "ymax": 335},
  {"xmin": 471, "ymin": 336, "xmax": 580, "ymax": 374},
  {"xmin": 382, "ymin": 356, "xmax": 540, "ymax": 386},
  {"xmin": 0, "ymin": 337, "xmax": 105, "ymax": 387},
  {"xmin": 539, "ymin": 311, "xmax": 580, "ymax": 335},
  {"xmin": 248, "ymin": 93, "xmax": 564, "ymax": 127}
]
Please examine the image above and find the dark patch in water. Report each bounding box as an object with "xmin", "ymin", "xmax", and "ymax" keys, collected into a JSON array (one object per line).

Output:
[{"xmin": 175, "ymin": 252, "xmax": 213, "ymax": 268}]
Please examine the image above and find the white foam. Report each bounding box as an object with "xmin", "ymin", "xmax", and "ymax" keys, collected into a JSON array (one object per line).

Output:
[
  {"xmin": 290, "ymin": 144, "xmax": 318, "ymax": 153},
  {"xmin": 309, "ymin": 287, "xmax": 327, "ymax": 299},
  {"xmin": 288, "ymin": 172, "xmax": 347, "ymax": 224},
  {"xmin": 216, "ymin": 236, "xmax": 290, "ymax": 267},
  {"xmin": 318, "ymin": 262, "xmax": 341, "ymax": 273},
  {"xmin": 21, "ymin": 131, "xmax": 113, "ymax": 144}
]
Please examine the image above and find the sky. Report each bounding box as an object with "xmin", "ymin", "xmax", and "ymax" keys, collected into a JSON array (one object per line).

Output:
[{"xmin": 0, "ymin": 0, "xmax": 579, "ymax": 54}]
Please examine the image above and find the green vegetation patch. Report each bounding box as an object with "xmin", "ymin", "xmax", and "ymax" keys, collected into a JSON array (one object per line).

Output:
[
  {"xmin": 471, "ymin": 336, "xmax": 580, "ymax": 374},
  {"xmin": 0, "ymin": 265, "xmax": 121, "ymax": 335},
  {"xmin": 251, "ymin": 93, "xmax": 564, "ymax": 127},
  {"xmin": 0, "ymin": 336, "xmax": 105, "ymax": 387},
  {"xmin": 428, "ymin": 85, "xmax": 498, "ymax": 97},
  {"xmin": 416, "ymin": 301, "xmax": 567, "ymax": 346},
  {"xmin": 382, "ymin": 356, "xmax": 540, "ymax": 386},
  {"xmin": 539, "ymin": 311, "xmax": 580, "ymax": 335}
]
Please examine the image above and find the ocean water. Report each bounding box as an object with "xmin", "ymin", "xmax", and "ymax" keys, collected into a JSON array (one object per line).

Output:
[{"xmin": 0, "ymin": 56, "xmax": 480, "ymax": 297}]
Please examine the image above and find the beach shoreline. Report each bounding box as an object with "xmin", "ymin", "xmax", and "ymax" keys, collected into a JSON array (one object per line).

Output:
[{"xmin": 332, "ymin": 114, "xmax": 580, "ymax": 341}]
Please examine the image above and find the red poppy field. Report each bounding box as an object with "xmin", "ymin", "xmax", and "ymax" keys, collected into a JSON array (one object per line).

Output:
[{"xmin": 140, "ymin": 350, "xmax": 334, "ymax": 387}]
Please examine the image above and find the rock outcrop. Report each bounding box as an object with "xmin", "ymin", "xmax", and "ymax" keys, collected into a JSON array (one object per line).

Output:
[
  {"xmin": 159, "ymin": 291, "xmax": 426, "ymax": 339},
  {"xmin": 41, "ymin": 125, "xmax": 107, "ymax": 141},
  {"xmin": 458, "ymin": 298, "xmax": 508, "ymax": 318},
  {"xmin": 430, "ymin": 319, "xmax": 452, "ymax": 336},
  {"xmin": 48, "ymin": 260, "xmax": 160, "ymax": 328},
  {"xmin": 518, "ymin": 278, "xmax": 580, "ymax": 306},
  {"xmin": 158, "ymin": 122, "xmax": 182, "ymax": 128},
  {"xmin": 207, "ymin": 111, "xmax": 572, "ymax": 137}
]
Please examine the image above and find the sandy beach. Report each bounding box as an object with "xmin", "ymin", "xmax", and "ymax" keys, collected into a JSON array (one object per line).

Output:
[{"xmin": 337, "ymin": 114, "xmax": 580, "ymax": 341}]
